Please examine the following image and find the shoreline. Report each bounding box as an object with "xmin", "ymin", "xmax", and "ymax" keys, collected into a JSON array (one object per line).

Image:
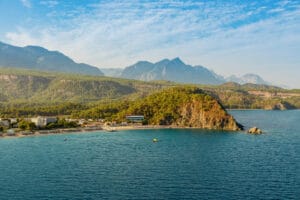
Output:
[
  {"xmin": 227, "ymin": 108, "xmax": 300, "ymax": 111},
  {"xmin": 0, "ymin": 125, "xmax": 242, "ymax": 139},
  {"xmin": 0, "ymin": 127, "xmax": 103, "ymax": 139}
]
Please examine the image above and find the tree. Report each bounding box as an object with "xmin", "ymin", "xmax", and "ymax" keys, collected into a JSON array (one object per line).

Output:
[
  {"xmin": 27, "ymin": 122, "xmax": 36, "ymax": 131},
  {"xmin": 18, "ymin": 120, "xmax": 36, "ymax": 131},
  {"xmin": 18, "ymin": 120, "xmax": 28, "ymax": 130}
]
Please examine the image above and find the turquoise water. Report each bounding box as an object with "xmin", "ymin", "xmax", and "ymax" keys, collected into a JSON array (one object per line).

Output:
[{"xmin": 0, "ymin": 110, "xmax": 299, "ymax": 199}]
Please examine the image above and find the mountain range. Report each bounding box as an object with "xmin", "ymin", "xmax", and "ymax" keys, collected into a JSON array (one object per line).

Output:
[
  {"xmin": 102, "ymin": 58, "xmax": 269, "ymax": 85},
  {"xmin": 0, "ymin": 41, "xmax": 103, "ymax": 76},
  {"xmin": 1, "ymin": 41, "xmax": 270, "ymax": 86},
  {"xmin": 119, "ymin": 58, "xmax": 224, "ymax": 85}
]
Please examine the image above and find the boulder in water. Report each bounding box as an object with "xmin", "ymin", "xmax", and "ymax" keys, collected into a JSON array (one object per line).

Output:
[{"xmin": 248, "ymin": 127, "xmax": 263, "ymax": 134}]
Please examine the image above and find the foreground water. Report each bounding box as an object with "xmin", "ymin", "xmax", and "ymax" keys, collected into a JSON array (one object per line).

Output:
[{"xmin": 0, "ymin": 110, "xmax": 299, "ymax": 200}]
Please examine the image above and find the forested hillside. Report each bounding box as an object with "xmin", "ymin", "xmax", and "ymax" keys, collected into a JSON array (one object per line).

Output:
[
  {"xmin": 0, "ymin": 67, "xmax": 168, "ymax": 103},
  {"xmin": 0, "ymin": 67, "xmax": 299, "ymax": 118},
  {"xmin": 117, "ymin": 87, "xmax": 242, "ymax": 130},
  {"xmin": 203, "ymin": 83, "xmax": 300, "ymax": 109}
]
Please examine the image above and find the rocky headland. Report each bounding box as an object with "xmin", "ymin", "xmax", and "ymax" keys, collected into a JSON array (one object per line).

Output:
[{"xmin": 121, "ymin": 87, "xmax": 243, "ymax": 131}]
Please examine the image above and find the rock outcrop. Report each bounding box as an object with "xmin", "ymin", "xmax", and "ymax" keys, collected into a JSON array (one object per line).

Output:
[
  {"xmin": 265, "ymin": 102, "xmax": 296, "ymax": 110},
  {"xmin": 177, "ymin": 98, "xmax": 242, "ymax": 131},
  {"xmin": 248, "ymin": 127, "xmax": 263, "ymax": 134}
]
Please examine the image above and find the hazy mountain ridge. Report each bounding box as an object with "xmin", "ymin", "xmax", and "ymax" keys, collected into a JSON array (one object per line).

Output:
[
  {"xmin": 226, "ymin": 74, "xmax": 270, "ymax": 85},
  {"xmin": 0, "ymin": 41, "xmax": 104, "ymax": 76},
  {"xmin": 120, "ymin": 58, "xmax": 224, "ymax": 85},
  {"xmin": 0, "ymin": 41, "xmax": 276, "ymax": 86},
  {"xmin": 102, "ymin": 57, "xmax": 270, "ymax": 86},
  {"xmin": 100, "ymin": 68, "xmax": 123, "ymax": 77}
]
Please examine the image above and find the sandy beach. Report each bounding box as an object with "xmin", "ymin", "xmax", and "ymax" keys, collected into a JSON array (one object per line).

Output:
[
  {"xmin": 0, "ymin": 125, "xmax": 175, "ymax": 139},
  {"xmin": 0, "ymin": 127, "xmax": 104, "ymax": 139}
]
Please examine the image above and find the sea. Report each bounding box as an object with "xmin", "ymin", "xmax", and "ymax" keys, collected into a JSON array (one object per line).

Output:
[{"xmin": 0, "ymin": 110, "xmax": 299, "ymax": 200}]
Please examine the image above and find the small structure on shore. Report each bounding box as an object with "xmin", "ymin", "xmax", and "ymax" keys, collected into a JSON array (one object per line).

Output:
[
  {"xmin": 31, "ymin": 116, "xmax": 57, "ymax": 127},
  {"xmin": 126, "ymin": 115, "xmax": 144, "ymax": 122},
  {"xmin": 248, "ymin": 127, "xmax": 263, "ymax": 134},
  {"xmin": 0, "ymin": 118, "xmax": 10, "ymax": 128},
  {"xmin": 7, "ymin": 129, "xmax": 15, "ymax": 136}
]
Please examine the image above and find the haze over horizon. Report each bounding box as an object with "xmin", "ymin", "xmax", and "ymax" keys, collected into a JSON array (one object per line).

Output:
[{"xmin": 0, "ymin": 0, "xmax": 299, "ymax": 88}]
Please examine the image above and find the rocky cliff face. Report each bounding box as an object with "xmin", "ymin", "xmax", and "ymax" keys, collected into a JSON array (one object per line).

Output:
[{"xmin": 177, "ymin": 99, "xmax": 242, "ymax": 130}]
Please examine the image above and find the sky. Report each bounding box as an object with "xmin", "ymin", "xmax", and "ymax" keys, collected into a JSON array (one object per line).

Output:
[{"xmin": 0, "ymin": 0, "xmax": 299, "ymax": 88}]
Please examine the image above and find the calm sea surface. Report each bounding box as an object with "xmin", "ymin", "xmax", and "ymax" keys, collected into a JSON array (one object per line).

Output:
[{"xmin": 0, "ymin": 110, "xmax": 299, "ymax": 200}]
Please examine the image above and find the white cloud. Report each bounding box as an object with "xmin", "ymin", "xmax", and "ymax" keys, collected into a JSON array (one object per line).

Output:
[
  {"xmin": 5, "ymin": 0, "xmax": 300, "ymax": 87},
  {"xmin": 20, "ymin": 0, "xmax": 31, "ymax": 8},
  {"xmin": 40, "ymin": 1, "xmax": 58, "ymax": 8}
]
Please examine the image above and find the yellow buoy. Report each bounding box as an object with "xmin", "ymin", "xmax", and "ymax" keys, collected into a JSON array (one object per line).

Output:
[{"xmin": 152, "ymin": 138, "xmax": 158, "ymax": 142}]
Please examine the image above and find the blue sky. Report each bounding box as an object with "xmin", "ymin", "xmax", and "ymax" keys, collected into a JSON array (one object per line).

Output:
[{"xmin": 0, "ymin": 0, "xmax": 299, "ymax": 88}]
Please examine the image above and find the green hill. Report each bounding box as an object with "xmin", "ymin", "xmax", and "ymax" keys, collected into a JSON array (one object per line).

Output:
[
  {"xmin": 0, "ymin": 67, "xmax": 169, "ymax": 103},
  {"xmin": 202, "ymin": 83, "xmax": 300, "ymax": 109},
  {"xmin": 116, "ymin": 87, "xmax": 243, "ymax": 130},
  {"xmin": 0, "ymin": 67, "xmax": 299, "ymax": 118}
]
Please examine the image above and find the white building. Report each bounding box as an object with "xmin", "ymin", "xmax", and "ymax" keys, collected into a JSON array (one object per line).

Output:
[
  {"xmin": 0, "ymin": 119, "xmax": 10, "ymax": 127},
  {"xmin": 7, "ymin": 129, "xmax": 15, "ymax": 135},
  {"xmin": 31, "ymin": 116, "xmax": 57, "ymax": 127},
  {"xmin": 10, "ymin": 118, "xmax": 18, "ymax": 124}
]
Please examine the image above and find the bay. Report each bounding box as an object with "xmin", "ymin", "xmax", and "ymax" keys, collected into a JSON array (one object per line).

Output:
[{"xmin": 0, "ymin": 110, "xmax": 299, "ymax": 199}]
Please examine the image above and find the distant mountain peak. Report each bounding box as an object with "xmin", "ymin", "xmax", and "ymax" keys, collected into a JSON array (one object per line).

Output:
[
  {"xmin": 155, "ymin": 59, "xmax": 170, "ymax": 66},
  {"xmin": 25, "ymin": 45, "xmax": 47, "ymax": 50},
  {"xmin": 0, "ymin": 41, "xmax": 8, "ymax": 46},
  {"xmin": 226, "ymin": 73, "xmax": 269, "ymax": 85},
  {"xmin": 170, "ymin": 57, "xmax": 185, "ymax": 65},
  {"xmin": 121, "ymin": 58, "xmax": 224, "ymax": 85},
  {"xmin": 136, "ymin": 60, "xmax": 151, "ymax": 64},
  {"xmin": 0, "ymin": 41, "xmax": 103, "ymax": 76}
]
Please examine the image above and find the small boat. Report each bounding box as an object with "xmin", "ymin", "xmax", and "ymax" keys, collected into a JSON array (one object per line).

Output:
[{"xmin": 152, "ymin": 138, "xmax": 158, "ymax": 142}]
